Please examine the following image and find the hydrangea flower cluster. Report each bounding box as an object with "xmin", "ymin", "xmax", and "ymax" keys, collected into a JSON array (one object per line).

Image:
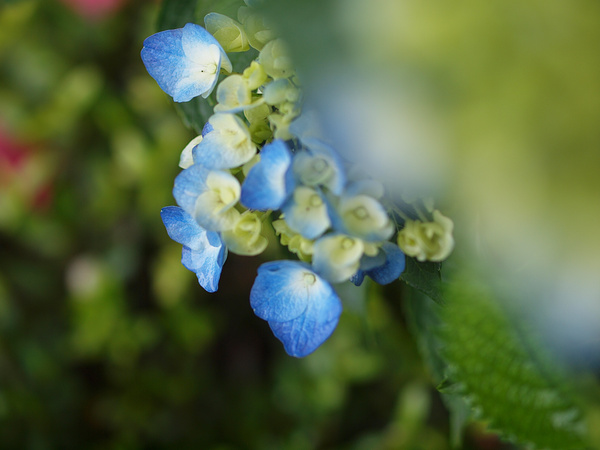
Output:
[{"xmin": 141, "ymin": 4, "xmax": 454, "ymax": 357}]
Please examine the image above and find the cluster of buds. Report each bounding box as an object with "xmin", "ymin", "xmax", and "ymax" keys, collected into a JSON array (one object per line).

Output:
[{"xmin": 141, "ymin": 1, "xmax": 454, "ymax": 357}]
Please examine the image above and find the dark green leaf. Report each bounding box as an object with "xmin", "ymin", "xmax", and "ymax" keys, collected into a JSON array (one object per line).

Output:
[
  {"xmin": 157, "ymin": 0, "xmax": 199, "ymax": 30},
  {"xmin": 400, "ymin": 257, "xmax": 444, "ymax": 304},
  {"xmin": 439, "ymin": 277, "xmax": 587, "ymax": 449},
  {"xmin": 404, "ymin": 290, "xmax": 470, "ymax": 448}
]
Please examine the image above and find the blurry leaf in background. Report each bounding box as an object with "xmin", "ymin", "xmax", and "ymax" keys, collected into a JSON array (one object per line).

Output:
[{"xmin": 439, "ymin": 273, "xmax": 587, "ymax": 449}]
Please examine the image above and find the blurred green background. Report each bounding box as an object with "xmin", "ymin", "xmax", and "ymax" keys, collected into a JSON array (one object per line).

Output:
[{"xmin": 0, "ymin": 1, "xmax": 469, "ymax": 448}]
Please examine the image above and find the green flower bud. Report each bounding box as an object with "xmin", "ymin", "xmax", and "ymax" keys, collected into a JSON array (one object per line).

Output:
[
  {"xmin": 249, "ymin": 120, "xmax": 272, "ymax": 143},
  {"xmin": 205, "ymin": 13, "xmax": 249, "ymax": 52},
  {"xmin": 312, "ymin": 234, "xmax": 365, "ymax": 283},
  {"xmin": 258, "ymin": 39, "xmax": 294, "ymax": 79},
  {"xmin": 244, "ymin": 102, "xmax": 271, "ymax": 123},
  {"xmin": 263, "ymin": 79, "xmax": 299, "ymax": 105},
  {"xmin": 244, "ymin": 103, "xmax": 273, "ymax": 143},
  {"xmin": 397, "ymin": 210, "xmax": 454, "ymax": 262},
  {"xmin": 214, "ymin": 74, "xmax": 252, "ymax": 112},
  {"xmin": 272, "ymin": 218, "xmax": 314, "ymax": 262},
  {"xmin": 338, "ymin": 195, "xmax": 394, "ymax": 242},
  {"xmin": 239, "ymin": 8, "xmax": 275, "ymax": 51},
  {"xmin": 222, "ymin": 211, "xmax": 268, "ymax": 256},
  {"xmin": 242, "ymin": 61, "xmax": 268, "ymax": 90}
]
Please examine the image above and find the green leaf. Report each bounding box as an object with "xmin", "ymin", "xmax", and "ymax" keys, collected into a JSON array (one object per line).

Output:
[
  {"xmin": 157, "ymin": 0, "xmax": 199, "ymax": 29},
  {"xmin": 400, "ymin": 257, "xmax": 444, "ymax": 304},
  {"xmin": 404, "ymin": 290, "xmax": 471, "ymax": 448},
  {"xmin": 439, "ymin": 277, "xmax": 587, "ymax": 449}
]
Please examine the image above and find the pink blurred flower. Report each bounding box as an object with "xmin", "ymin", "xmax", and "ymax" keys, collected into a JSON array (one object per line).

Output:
[
  {"xmin": 0, "ymin": 127, "xmax": 55, "ymax": 212},
  {"xmin": 58, "ymin": 0, "xmax": 127, "ymax": 20}
]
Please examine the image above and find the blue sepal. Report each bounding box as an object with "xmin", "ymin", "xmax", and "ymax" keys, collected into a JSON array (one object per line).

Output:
[
  {"xmin": 172, "ymin": 164, "xmax": 210, "ymax": 216},
  {"xmin": 281, "ymin": 188, "xmax": 330, "ymax": 240},
  {"xmin": 241, "ymin": 139, "xmax": 294, "ymax": 211},
  {"xmin": 365, "ymin": 242, "xmax": 406, "ymax": 285},
  {"xmin": 160, "ymin": 206, "xmax": 227, "ymax": 293},
  {"xmin": 202, "ymin": 121, "xmax": 214, "ymax": 136},
  {"xmin": 304, "ymin": 139, "xmax": 347, "ymax": 196},
  {"xmin": 250, "ymin": 260, "xmax": 342, "ymax": 357},
  {"xmin": 141, "ymin": 23, "xmax": 228, "ymax": 102},
  {"xmin": 350, "ymin": 270, "xmax": 365, "ymax": 286},
  {"xmin": 181, "ymin": 244, "xmax": 227, "ymax": 293}
]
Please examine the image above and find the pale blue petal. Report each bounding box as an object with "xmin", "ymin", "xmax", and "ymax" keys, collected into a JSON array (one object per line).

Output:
[
  {"xmin": 160, "ymin": 206, "xmax": 206, "ymax": 250},
  {"xmin": 250, "ymin": 260, "xmax": 342, "ymax": 357},
  {"xmin": 141, "ymin": 29, "xmax": 187, "ymax": 99},
  {"xmin": 268, "ymin": 284, "xmax": 342, "ymax": 357},
  {"xmin": 181, "ymin": 240, "xmax": 227, "ymax": 293},
  {"xmin": 172, "ymin": 164, "xmax": 210, "ymax": 215},
  {"xmin": 183, "ymin": 23, "xmax": 232, "ymax": 74},
  {"xmin": 192, "ymin": 132, "xmax": 253, "ymax": 170},
  {"xmin": 201, "ymin": 121, "xmax": 214, "ymax": 137},
  {"xmin": 365, "ymin": 242, "xmax": 406, "ymax": 285},
  {"xmin": 281, "ymin": 189, "xmax": 330, "ymax": 240},
  {"xmin": 141, "ymin": 24, "xmax": 225, "ymax": 103},
  {"xmin": 350, "ymin": 270, "xmax": 365, "ymax": 287},
  {"xmin": 161, "ymin": 205, "xmax": 227, "ymax": 293},
  {"xmin": 304, "ymin": 139, "xmax": 347, "ymax": 195},
  {"xmin": 250, "ymin": 260, "xmax": 313, "ymax": 322},
  {"xmin": 181, "ymin": 22, "xmax": 222, "ymax": 54},
  {"xmin": 241, "ymin": 139, "xmax": 293, "ymax": 210}
]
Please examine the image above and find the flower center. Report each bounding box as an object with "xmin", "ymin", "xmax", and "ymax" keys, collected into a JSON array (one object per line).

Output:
[
  {"xmin": 309, "ymin": 194, "xmax": 323, "ymax": 208},
  {"xmin": 353, "ymin": 206, "xmax": 369, "ymax": 220},
  {"xmin": 217, "ymin": 187, "xmax": 237, "ymax": 205},
  {"xmin": 303, "ymin": 272, "xmax": 316, "ymax": 285},
  {"xmin": 311, "ymin": 157, "xmax": 328, "ymax": 173},
  {"xmin": 341, "ymin": 237, "xmax": 355, "ymax": 250}
]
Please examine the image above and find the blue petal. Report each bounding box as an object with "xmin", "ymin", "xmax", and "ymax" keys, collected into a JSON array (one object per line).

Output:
[
  {"xmin": 304, "ymin": 139, "xmax": 347, "ymax": 196},
  {"xmin": 201, "ymin": 121, "xmax": 214, "ymax": 137},
  {"xmin": 268, "ymin": 287, "xmax": 342, "ymax": 357},
  {"xmin": 160, "ymin": 206, "xmax": 207, "ymax": 250},
  {"xmin": 141, "ymin": 29, "xmax": 186, "ymax": 99},
  {"xmin": 172, "ymin": 164, "xmax": 210, "ymax": 215},
  {"xmin": 350, "ymin": 270, "xmax": 365, "ymax": 286},
  {"xmin": 141, "ymin": 23, "xmax": 224, "ymax": 103},
  {"xmin": 161, "ymin": 206, "xmax": 227, "ymax": 293},
  {"xmin": 250, "ymin": 260, "xmax": 313, "ymax": 322},
  {"xmin": 192, "ymin": 131, "xmax": 253, "ymax": 170},
  {"xmin": 241, "ymin": 140, "xmax": 293, "ymax": 210},
  {"xmin": 181, "ymin": 241, "xmax": 227, "ymax": 293},
  {"xmin": 250, "ymin": 260, "xmax": 342, "ymax": 357},
  {"xmin": 365, "ymin": 242, "xmax": 406, "ymax": 285},
  {"xmin": 281, "ymin": 188, "xmax": 330, "ymax": 240}
]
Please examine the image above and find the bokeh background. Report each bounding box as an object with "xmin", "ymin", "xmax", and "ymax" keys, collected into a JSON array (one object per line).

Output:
[{"xmin": 1, "ymin": 0, "xmax": 599, "ymax": 448}]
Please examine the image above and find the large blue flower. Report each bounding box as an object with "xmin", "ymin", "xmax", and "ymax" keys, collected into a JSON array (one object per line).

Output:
[
  {"xmin": 141, "ymin": 23, "xmax": 232, "ymax": 102},
  {"xmin": 250, "ymin": 260, "xmax": 342, "ymax": 357},
  {"xmin": 161, "ymin": 206, "xmax": 227, "ymax": 292}
]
